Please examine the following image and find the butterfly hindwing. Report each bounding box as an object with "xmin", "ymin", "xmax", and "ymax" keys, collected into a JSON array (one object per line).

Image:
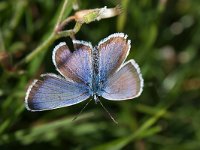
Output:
[
  {"xmin": 25, "ymin": 74, "xmax": 90, "ymax": 111},
  {"xmin": 101, "ymin": 60, "xmax": 143, "ymax": 100}
]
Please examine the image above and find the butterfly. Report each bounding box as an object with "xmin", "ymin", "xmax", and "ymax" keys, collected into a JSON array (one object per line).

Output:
[{"xmin": 25, "ymin": 33, "xmax": 143, "ymax": 114}]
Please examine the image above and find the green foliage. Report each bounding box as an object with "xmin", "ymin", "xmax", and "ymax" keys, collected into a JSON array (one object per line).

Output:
[{"xmin": 0, "ymin": 0, "xmax": 200, "ymax": 149}]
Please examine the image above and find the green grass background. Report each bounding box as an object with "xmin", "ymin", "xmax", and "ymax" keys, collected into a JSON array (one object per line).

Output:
[{"xmin": 0, "ymin": 0, "xmax": 200, "ymax": 149}]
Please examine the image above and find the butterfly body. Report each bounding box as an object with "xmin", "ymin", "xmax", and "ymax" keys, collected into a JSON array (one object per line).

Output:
[
  {"xmin": 91, "ymin": 46, "xmax": 100, "ymax": 103},
  {"xmin": 25, "ymin": 33, "xmax": 143, "ymax": 111}
]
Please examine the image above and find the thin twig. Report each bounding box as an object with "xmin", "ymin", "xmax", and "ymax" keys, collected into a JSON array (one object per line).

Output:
[
  {"xmin": 57, "ymin": 22, "xmax": 82, "ymax": 38},
  {"xmin": 55, "ymin": 16, "xmax": 76, "ymax": 32},
  {"xmin": 55, "ymin": 0, "xmax": 69, "ymax": 30}
]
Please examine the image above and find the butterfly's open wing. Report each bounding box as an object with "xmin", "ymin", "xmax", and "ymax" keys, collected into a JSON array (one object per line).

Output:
[
  {"xmin": 102, "ymin": 60, "xmax": 143, "ymax": 100},
  {"xmin": 25, "ymin": 74, "xmax": 90, "ymax": 111},
  {"xmin": 98, "ymin": 33, "xmax": 130, "ymax": 82},
  {"xmin": 53, "ymin": 41, "xmax": 93, "ymax": 85}
]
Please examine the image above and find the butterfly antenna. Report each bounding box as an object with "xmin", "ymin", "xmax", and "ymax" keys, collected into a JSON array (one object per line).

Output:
[
  {"xmin": 98, "ymin": 100, "xmax": 118, "ymax": 124},
  {"xmin": 72, "ymin": 98, "xmax": 92, "ymax": 121}
]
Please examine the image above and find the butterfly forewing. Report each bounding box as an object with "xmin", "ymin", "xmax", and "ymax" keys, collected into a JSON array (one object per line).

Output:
[
  {"xmin": 53, "ymin": 40, "xmax": 93, "ymax": 85},
  {"xmin": 25, "ymin": 74, "xmax": 90, "ymax": 111},
  {"xmin": 97, "ymin": 33, "xmax": 130, "ymax": 82}
]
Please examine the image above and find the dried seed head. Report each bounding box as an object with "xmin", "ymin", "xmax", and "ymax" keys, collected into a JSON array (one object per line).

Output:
[
  {"xmin": 96, "ymin": 5, "xmax": 122, "ymax": 20},
  {"xmin": 74, "ymin": 6, "xmax": 122, "ymax": 24}
]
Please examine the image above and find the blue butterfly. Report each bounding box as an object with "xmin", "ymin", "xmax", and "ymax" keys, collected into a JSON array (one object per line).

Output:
[{"xmin": 25, "ymin": 33, "xmax": 143, "ymax": 112}]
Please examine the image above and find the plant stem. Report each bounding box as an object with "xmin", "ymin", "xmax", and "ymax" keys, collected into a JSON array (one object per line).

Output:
[
  {"xmin": 16, "ymin": 33, "xmax": 56, "ymax": 67},
  {"xmin": 0, "ymin": 29, "xmax": 5, "ymax": 51},
  {"xmin": 15, "ymin": 1, "xmax": 120, "ymax": 68},
  {"xmin": 15, "ymin": 0, "xmax": 71, "ymax": 68}
]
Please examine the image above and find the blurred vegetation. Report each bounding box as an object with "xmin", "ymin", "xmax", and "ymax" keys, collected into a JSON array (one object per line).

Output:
[{"xmin": 0, "ymin": 0, "xmax": 200, "ymax": 149}]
